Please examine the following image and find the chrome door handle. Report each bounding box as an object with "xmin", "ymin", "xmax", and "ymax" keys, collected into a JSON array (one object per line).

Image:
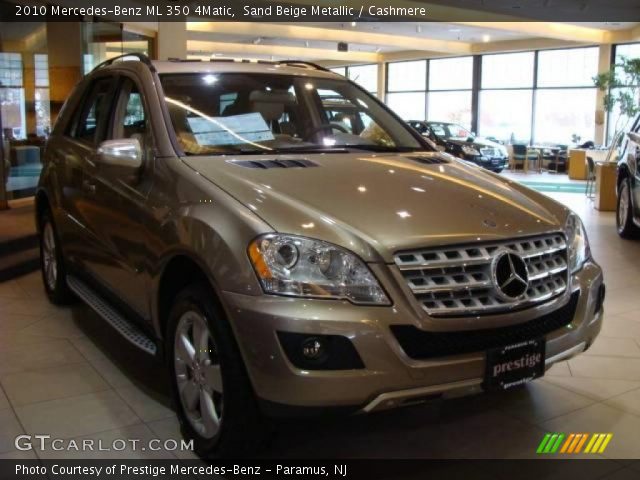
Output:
[{"xmin": 83, "ymin": 180, "xmax": 96, "ymax": 194}]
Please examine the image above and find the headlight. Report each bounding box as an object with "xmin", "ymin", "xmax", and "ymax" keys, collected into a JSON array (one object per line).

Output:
[
  {"xmin": 564, "ymin": 213, "xmax": 590, "ymax": 273},
  {"xmin": 248, "ymin": 234, "xmax": 390, "ymax": 305},
  {"xmin": 461, "ymin": 145, "xmax": 480, "ymax": 156}
]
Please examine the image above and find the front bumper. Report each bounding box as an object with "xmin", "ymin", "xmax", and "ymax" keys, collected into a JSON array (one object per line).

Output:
[
  {"xmin": 224, "ymin": 261, "xmax": 603, "ymax": 415},
  {"xmin": 469, "ymin": 155, "xmax": 508, "ymax": 170}
]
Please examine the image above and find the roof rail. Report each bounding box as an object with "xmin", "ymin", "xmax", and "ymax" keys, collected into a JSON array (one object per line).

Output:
[
  {"xmin": 92, "ymin": 53, "xmax": 155, "ymax": 73},
  {"xmin": 276, "ymin": 60, "xmax": 331, "ymax": 72}
]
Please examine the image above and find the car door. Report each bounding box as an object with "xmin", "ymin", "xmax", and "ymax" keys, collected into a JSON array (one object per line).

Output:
[
  {"xmin": 81, "ymin": 75, "xmax": 156, "ymax": 319},
  {"xmin": 52, "ymin": 75, "xmax": 117, "ymax": 271}
]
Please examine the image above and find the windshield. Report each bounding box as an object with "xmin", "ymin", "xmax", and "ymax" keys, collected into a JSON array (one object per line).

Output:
[
  {"xmin": 160, "ymin": 72, "xmax": 426, "ymax": 155},
  {"xmin": 429, "ymin": 122, "xmax": 472, "ymax": 140}
]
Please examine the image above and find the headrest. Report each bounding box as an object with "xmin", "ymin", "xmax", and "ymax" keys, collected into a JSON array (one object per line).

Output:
[
  {"xmin": 249, "ymin": 89, "xmax": 295, "ymax": 123},
  {"xmin": 249, "ymin": 89, "xmax": 296, "ymax": 105}
]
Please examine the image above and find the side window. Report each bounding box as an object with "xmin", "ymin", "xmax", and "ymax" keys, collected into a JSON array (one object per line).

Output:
[
  {"xmin": 70, "ymin": 77, "xmax": 115, "ymax": 144},
  {"xmin": 112, "ymin": 78, "xmax": 148, "ymax": 143}
]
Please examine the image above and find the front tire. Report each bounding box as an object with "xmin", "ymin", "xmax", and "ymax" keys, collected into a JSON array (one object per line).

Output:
[
  {"xmin": 39, "ymin": 210, "xmax": 74, "ymax": 304},
  {"xmin": 616, "ymin": 179, "xmax": 640, "ymax": 238},
  {"xmin": 167, "ymin": 284, "xmax": 269, "ymax": 458}
]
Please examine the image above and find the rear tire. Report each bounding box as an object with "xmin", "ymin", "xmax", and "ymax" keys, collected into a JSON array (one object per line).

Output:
[
  {"xmin": 616, "ymin": 179, "xmax": 640, "ymax": 239},
  {"xmin": 167, "ymin": 284, "xmax": 270, "ymax": 458},
  {"xmin": 39, "ymin": 210, "xmax": 74, "ymax": 304}
]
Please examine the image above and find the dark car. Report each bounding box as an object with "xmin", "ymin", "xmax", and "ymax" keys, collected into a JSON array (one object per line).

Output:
[
  {"xmin": 408, "ymin": 120, "xmax": 508, "ymax": 173},
  {"xmin": 616, "ymin": 114, "xmax": 640, "ymax": 238}
]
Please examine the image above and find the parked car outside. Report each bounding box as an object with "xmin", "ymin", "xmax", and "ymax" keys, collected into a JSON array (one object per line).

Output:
[{"xmin": 37, "ymin": 55, "xmax": 604, "ymax": 457}]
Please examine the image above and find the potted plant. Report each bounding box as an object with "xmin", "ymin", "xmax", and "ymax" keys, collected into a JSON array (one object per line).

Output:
[{"xmin": 593, "ymin": 55, "xmax": 640, "ymax": 160}]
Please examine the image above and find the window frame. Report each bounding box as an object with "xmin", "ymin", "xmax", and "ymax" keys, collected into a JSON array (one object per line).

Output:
[{"xmin": 66, "ymin": 74, "xmax": 118, "ymax": 146}]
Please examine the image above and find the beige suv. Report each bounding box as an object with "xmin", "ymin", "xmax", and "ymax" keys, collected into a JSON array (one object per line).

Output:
[{"xmin": 37, "ymin": 54, "xmax": 604, "ymax": 457}]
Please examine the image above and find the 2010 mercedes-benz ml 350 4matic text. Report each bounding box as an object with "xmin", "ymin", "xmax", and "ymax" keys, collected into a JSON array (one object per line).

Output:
[{"xmin": 37, "ymin": 54, "xmax": 605, "ymax": 457}]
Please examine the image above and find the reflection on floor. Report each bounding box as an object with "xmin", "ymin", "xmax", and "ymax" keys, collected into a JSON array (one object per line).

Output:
[{"xmin": 1, "ymin": 191, "xmax": 640, "ymax": 463}]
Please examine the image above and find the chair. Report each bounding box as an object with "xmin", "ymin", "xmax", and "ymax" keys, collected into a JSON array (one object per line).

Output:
[
  {"xmin": 548, "ymin": 145, "xmax": 568, "ymax": 173},
  {"xmin": 585, "ymin": 156, "xmax": 596, "ymax": 198},
  {"xmin": 511, "ymin": 144, "xmax": 541, "ymax": 173}
]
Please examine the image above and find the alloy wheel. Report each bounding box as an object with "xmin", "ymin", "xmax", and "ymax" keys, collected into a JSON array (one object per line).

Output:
[{"xmin": 174, "ymin": 310, "xmax": 224, "ymax": 439}]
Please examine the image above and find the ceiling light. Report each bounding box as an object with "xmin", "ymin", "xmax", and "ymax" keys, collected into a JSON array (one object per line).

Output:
[
  {"xmin": 358, "ymin": 185, "xmax": 367, "ymax": 192},
  {"xmin": 397, "ymin": 211, "xmax": 411, "ymax": 219},
  {"xmin": 375, "ymin": 47, "xmax": 381, "ymax": 53},
  {"xmin": 482, "ymin": 34, "xmax": 491, "ymax": 43},
  {"xmin": 416, "ymin": 25, "xmax": 422, "ymax": 33},
  {"xmin": 253, "ymin": 37, "xmax": 262, "ymax": 45},
  {"xmin": 305, "ymin": 41, "xmax": 309, "ymax": 48},
  {"xmin": 351, "ymin": 21, "xmax": 357, "ymax": 27}
]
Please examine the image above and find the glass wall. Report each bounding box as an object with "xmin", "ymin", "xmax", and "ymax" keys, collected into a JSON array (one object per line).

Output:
[
  {"xmin": 385, "ymin": 57, "xmax": 472, "ymax": 128},
  {"xmin": 347, "ymin": 64, "xmax": 378, "ymax": 95},
  {"xmin": 330, "ymin": 64, "xmax": 378, "ymax": 96},
  {"xmin": 0, "ymin": 21, "xmax": 49, "ymax": 202},
  {"xmin": 479, "ymin": 52, "xmax": 534, "ymax": 143},
  {"xmin": 386, "ymin": 60, "xmax": 427, "ymax": 120},
  {"xmin": 476, "ymin": 47, "xmax": 598, "ymax": 145},
  {"xmin": 534, "ymin": 47, "xmax": 598, "ymax": 145},
  {"xmin": 607, "ymin": 43, "xmax": 640, "ymax": 143},
  {"xmin": 427, "ymin": 57, "xmax": 472, "ymax": 126}
]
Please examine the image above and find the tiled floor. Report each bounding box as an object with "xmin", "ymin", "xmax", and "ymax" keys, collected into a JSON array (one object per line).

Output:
[{"xmin": 1, "ymin": 184, "xmax": 640, "ymax": 461}]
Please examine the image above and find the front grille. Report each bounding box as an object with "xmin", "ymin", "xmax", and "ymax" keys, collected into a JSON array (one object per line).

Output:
[
  {"xmin": 394, "ymin": 233, "xmax": 568, "ymax": 317},
  {"xmin": 391, "ymin": 291, "xmax": 579, "ymax": 360}
]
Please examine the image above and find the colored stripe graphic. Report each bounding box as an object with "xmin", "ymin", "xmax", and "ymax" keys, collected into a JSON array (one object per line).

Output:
[
  {"xmin": 538, "ymin": 433, "xmax": 613, "ymax": 454},
  {"xmin": 574, "ymin": 434, "xmax": 588, "ymax": 453},
  {"xmin": 537, "ymin": 433, "xmax": 552, "ymax": 453}
]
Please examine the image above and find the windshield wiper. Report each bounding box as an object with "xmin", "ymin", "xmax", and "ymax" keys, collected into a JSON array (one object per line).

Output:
[
  {"xmin": 238, "ymin": 146, "xmax": 350, "ymax": 155},
  {"xmin": 333, "ymin": 144, "xmax": 428, "ymax": 153}
]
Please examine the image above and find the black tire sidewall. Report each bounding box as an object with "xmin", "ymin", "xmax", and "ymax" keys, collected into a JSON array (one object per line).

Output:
[
  {"xmin": 617, "ymin": 180, "xmax": 638, "ymax": 238},
  {"xmin": 39, "ymin": 211, "xmax": 71, "ymax": 303}
]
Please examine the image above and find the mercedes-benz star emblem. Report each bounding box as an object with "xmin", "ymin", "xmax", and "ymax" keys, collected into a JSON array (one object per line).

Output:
[{"xmin": 491, "ymin": 250, "xmax": 529, "ymax": 300}]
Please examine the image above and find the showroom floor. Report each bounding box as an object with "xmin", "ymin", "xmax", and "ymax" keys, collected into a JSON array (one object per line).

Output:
[{"xmin": 1, "ymin": 183, "xmax": 640, "ymax": 465}]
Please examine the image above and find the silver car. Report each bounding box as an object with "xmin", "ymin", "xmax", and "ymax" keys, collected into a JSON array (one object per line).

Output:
[{"xmin": 36, "ymin": 54, "xmax": 604, "ymax": 457}]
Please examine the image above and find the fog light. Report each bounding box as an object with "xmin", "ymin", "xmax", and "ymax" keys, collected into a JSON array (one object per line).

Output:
[
  {"xmin": 277, "ymin": 332, "xmax": 364, "ymax": 370},
  {"xmin": 301, "ymin": 337, "xmax": 325, "ymax": 360}
]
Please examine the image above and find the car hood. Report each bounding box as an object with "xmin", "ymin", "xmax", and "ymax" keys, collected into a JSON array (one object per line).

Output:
[{"xmin": 182, "ymin": 152, "xmax": 567, "ymax": 262}]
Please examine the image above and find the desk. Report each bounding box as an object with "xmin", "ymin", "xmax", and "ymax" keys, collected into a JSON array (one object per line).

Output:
[
  {"xmin": 568, "ymin": 150, "xmax": 588, "ymax": 180},
  {"xmin": 595, "ymin": 162, "xmax": 617, "ymax": 211}
]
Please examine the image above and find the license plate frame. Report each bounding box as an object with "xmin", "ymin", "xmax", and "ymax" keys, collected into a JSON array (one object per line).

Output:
[{"xmin": 484, "ymin": 338, "xmax": 546, "ymax": 391}]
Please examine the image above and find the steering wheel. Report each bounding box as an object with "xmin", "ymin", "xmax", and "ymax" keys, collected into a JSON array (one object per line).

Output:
[{"xmin": 304, "ymin": 123, "xmax": 350, "ymax": 140}]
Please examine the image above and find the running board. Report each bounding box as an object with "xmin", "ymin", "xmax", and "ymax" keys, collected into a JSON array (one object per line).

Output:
[{"xmin": 67, "ymin": 276, "xmax": 157, "ymax": 355}]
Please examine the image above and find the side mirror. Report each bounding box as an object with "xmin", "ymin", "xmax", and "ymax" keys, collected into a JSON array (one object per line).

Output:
[{"xmin": 96, "ymin": 138, "xmax": 143, "ymax": 170}]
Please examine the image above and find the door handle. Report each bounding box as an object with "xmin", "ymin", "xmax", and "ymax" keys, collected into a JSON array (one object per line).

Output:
[{"xmin": 82, "ymin": 180, "xmax": 96, "ymax": 194}]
